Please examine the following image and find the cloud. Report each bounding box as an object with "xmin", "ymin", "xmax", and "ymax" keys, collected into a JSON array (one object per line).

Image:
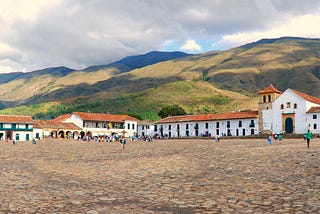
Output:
[
  {"xmin": 217, "ymin": 14, "xmax": 320, "ymax": 48},
  {"xmin": 0, "ymin": 0, "xmax": 319, "ymax": 73},
  {"xmin": 180, "ymin": 40, "xmax": 202, "ymax": 52}
]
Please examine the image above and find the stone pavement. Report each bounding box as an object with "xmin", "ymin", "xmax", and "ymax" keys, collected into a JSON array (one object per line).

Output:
[{"xmin": 0, "ymin": 138, "xmax": 319, "ymax": 213}]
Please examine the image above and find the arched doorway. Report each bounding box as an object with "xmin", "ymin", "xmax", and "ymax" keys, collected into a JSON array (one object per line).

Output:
[
  {"xmin": 58, "ymin": 130, "xmax": 65, "ymax": 138},
  {"xmin": 285, "ymin": 117, "xmax": 293, "ymax": 134}
]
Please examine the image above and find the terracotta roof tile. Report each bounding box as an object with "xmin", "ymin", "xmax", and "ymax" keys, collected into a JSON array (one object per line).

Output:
[
  {"xmin": 73, "ymin": 112, "xmax": 140, "ymax": 122},
  {"xmin": 34, "ymin": 120, "xmax": 81, "ymax": 130},
  {"xmin": 50, "ymin": 114, "xmax": 71, "ymax": 122},
  {"xmin": 307, "ymin": 107, "xmax": 320, "ymax": 113},
  {"xmin": 156, "ymin": 111, "xmax": 258, "ymax": 124},
  {"xmin": 0, "ymin": 115, "xmax": 34, "ymax": 123},
  {"xmin": 292, "ymin": 90, "xmax": 320, "ymax": 105},
  {"xmin": 257, "ymin": 84, "xmax": 282, "ymax": 94}
]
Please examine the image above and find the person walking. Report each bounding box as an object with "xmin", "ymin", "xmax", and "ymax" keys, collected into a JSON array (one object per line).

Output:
[
  {"xmin": 267, "ymin": 135, "xmax": 272, "ymax": 145},
  {"xmin": 122, "ymin": 138, "xmax": 126, "ymax": 150},
  {"xmin": 305, "ymin": 130, "xmax": 313, "ymax": 148}
]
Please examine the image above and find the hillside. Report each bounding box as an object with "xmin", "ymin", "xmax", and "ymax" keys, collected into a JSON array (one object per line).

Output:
[{"xmin": 0, "ymin": 37, "xmax": 319, "ymax": 120}]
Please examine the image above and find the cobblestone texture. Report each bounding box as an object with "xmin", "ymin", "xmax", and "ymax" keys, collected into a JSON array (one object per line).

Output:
[{"xmin": 0, "ymin": 138, "xmax": 319, "ymax": 213}]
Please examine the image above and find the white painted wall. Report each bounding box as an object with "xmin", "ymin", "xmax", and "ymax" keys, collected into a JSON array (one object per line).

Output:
[
  {"xmin": 272, "ymin": 89, "xmax": 320, "ymax": 134},
  {"xmin": 137, "ymin": 124, "xmax": 155, "ymax": 137},
  {"xmin": 155, "ymin": 118, "xmax": 258, "ymax": 138},
  {"xmin": 306, "ymin": 112, "xmax": 320, "ymax": 134}
]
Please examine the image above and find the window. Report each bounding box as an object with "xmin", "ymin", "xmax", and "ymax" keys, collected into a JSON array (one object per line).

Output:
[
  {"xmin": 294, "ymin": 103, "xmax": 297, "ymax": 109},
  {"xmin": 263, "ymin": 95, "xmax": 266, "ymax": 103},
  {"xmin": 186, "ymin": 124, "xmax": 189, "ymax": 129},
  {"xmin": 216, "ymin": 122, "xmax": 219, "ymax": 128},
  {"xmin": 11, "ymin": 124, "xmax": 16, "ymax": 129},
  {"xmin": 268, "ymin": 95, "xmax": 271, "ymax": 102},
  {"xmin": 314, "ymin": 123, "xmax": 317, "ymax": 129},
  {"xmin": 154, "ymin": 125, "xmax": 158, "ymax": 132},
  {"xmin": 127, "ymin": 123, "xmax": 130, "ymax": 129},
  {"xmin": 286, "ymin": 102, "xmax": 291, "ymax": 108},
  {"xmin": 177, "ymin": 124, "xmax": 180, "ymax": 130},
  {"xmin": 313, "ymin": 115, "xmax": 317, "ymax": 119},
  {"xmin": 238, "ymin": 121, "xmax": 242, "ymax": 127},
  {"xmin": 146, "ymin": 125, "xmax": 149, "ymax": 129},
  {"xmin": 142, "ymin": 125, "xmax": 145, "ymax": 130},
  {"xmin": 194, "ymin": 123, "xmax": 199, "ymax": 129},
  {"xmin": 227, "ymin": 121, "xmax": 230, "ymax": 128},
  {"xmin": 168, "ymin": 125, "xmax": 171, "ymax": 130},
  {"xmin": 132, "ymin": 124, "xmax": 135, "ymax": 130},
  {"xmin": 280, "ymin": 104, "xmax": 284, "ymax": 110},
  {"xmin": 205, "ymin": 123, "xmax": 209, "ymax": 129}
]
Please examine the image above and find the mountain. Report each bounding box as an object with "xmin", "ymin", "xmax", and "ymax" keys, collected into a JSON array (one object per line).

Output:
[
  {"xmin": 0, "ymin": 37, "xmax": 319, "ymax": 120},
  {"xmin": 83, "ymin": 51, "xmax": 190, "ymax": 72}
]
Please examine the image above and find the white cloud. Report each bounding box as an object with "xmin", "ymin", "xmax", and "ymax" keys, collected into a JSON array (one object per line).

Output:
[
  {"xmin": 180, "ymin": 40, "xmax": 202, "ymax": 52},
  {"xmin": 217, "ymin": 14, "xmax": 320, "ymax": 48}
]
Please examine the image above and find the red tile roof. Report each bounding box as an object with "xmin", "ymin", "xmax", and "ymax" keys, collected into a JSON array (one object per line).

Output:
[
  {"xmin": 50, "ymin": 114, "xmax": 71, "ymax": 122},
  {"xmin": 0, "ymin": 115, "xmax": 34, "ymax": 123},
  {"xmin": 73, "ymin": 112, "xmax": 140, "ymax": 122},
  {"xmin": 156, "ymin": 111, "xmax": 258, "ymax": 124},
  {"xmin": 307, "ymin": 107, "xmax": 320, "ymax": 113},
  {"xmin": 292, "ymin": 90, "xmax": 320, "ymax": 105},
  {"xmin": 34, "ymin": 120, "xmax": 81, "ymax": 130},
  {"xmin": 257, "ymin": 84, "xmax": 282, "ymax": 94}
]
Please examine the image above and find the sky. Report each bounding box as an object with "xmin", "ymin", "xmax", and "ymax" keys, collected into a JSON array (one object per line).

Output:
[{"xmin": 0, "ymin": 0, "xmax": 319, "ymax": 73}]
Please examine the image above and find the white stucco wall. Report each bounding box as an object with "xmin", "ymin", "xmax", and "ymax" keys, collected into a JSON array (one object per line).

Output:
[
  {"xmin": 137, "ymin": 124, "xmax": 155, "ymax": 137},
  {"xmin": 306, "ymin": 112, "xmax": 320, "ymax": 134},
  {"xmin": 155, "ymin": 118, "xmax": 258, "ymax": 138},
  {"xmin": 271, "ymin": 89, "xmax": 320, "ymax": 134}
]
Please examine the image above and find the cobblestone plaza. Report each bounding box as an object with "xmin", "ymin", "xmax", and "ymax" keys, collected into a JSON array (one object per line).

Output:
[{"xmin": 0, "ymin": 138, "xmax": 319, "ymax": 213}]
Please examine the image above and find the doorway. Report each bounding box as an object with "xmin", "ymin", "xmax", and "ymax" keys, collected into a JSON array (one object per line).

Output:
[{"xmin": 285, "ymin": 117, "xmax": 293, "ymax": 134}]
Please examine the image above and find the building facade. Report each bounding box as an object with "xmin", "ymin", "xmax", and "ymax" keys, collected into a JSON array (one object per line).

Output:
[
  {"xmin": 153, "ymin": 111, "xmax": 259, "ymax": 138},
  {"xmin": 33, "ymin": 120, "xmax": 82, "ymax": 140},
  {"xmin": 258, "ymin": 85, "xmax": 320, "ymax": 135},
  {"xmin": 137, "ymin": 121, "xmax": 155, "ymax": 137},
  {"xmin": 63, "ymin": 112, "xmax": 139, "ymax": 138},
  {"xmin": 0, "ymin": 115, "xmax": 34, "ymax": 141}
]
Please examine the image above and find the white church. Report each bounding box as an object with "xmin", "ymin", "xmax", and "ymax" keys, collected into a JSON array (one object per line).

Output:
[{"xmin": 257, "ymin": 84, "xmax": 320, "ymax": 135}]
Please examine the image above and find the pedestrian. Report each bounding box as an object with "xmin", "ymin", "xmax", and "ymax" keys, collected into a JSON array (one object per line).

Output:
[
  {"xmin": 122, "ymin": 138, "xmax": 126, "ymax": 150},
  {"xmin": 305, "ymin": 129, "xmax": 313, "ymax": 148},
  {"xmin": 267, "ymin": 135, "xmax": 272, "ymax": 145},
  {"xmin": 32, "ymin": 138, "xmax": 37, "ymax": 145}
]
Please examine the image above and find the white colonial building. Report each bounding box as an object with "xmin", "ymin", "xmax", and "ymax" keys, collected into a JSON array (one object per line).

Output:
[
  {"xmin": 258, "ymin": 85, "xmax": 320, "ymax": 135},
  {"xmin": 0, "ymin": 115, "xmax": 34, "ymax": 141},
  {"xmin": 137, "ymin": 121, "xmax": 155, "ymax": 137},
  {"xmin": 153, "ymin": 111, "xmax": 259, "ymax": 138},
  {"xmin": 63, "ymin": 112, "xmax": 139, "ymax": 138}
]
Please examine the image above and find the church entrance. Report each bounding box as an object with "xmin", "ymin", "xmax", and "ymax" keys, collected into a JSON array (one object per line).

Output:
[
  {"xmin": 282, "ymin": 113, "xmax": 295, "ymax": 134},
  {"xmin": 285, "ymin": 118, "xmax": 293, "ymax": 133}
]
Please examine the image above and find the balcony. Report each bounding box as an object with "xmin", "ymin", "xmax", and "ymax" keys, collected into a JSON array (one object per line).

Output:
[{"xmin": 0, "ymin": 127, "xmax": 33, "ymax": 131}]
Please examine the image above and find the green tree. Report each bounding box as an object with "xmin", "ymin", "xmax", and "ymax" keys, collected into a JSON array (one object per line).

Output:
[{"xmin": 158, "ymin": 105, "xmax": 187, "ymax": 118}]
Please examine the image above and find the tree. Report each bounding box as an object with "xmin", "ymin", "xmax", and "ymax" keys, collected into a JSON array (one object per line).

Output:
[{"xmin": 158, "ymin": 105, "xmax": 187, "ymax": 118}]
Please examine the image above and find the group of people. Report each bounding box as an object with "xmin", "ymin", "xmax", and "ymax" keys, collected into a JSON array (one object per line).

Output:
[{"xmin": 267, "ymin": 130, "xmax": 314, "ymax": 148}]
